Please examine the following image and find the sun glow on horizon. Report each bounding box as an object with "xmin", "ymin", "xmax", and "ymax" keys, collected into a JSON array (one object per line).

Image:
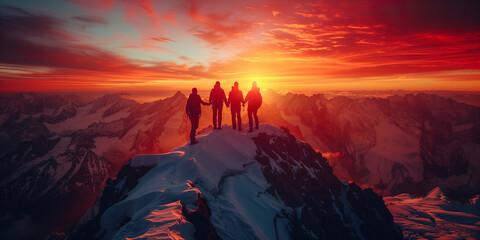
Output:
[{"xmin": 0, "ymin": 0, "xmax": 479, "ymax": 92}]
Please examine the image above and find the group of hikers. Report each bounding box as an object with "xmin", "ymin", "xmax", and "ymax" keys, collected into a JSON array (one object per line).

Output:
[{"xmin": 185, "ymin": 81, "xmax": 262, "ymax": 145}]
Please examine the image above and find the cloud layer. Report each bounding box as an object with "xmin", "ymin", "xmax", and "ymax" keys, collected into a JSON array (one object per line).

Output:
[{"xmin": 0, "ymin": 0, "xmax": 479, "ymax": 92}]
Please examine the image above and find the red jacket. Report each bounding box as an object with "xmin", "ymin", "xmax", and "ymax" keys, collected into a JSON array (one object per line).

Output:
[
  {"xmin": 245, "ymin": 88, "xmax": 262, "ymax": 110},
  {"xmin": 228, "ymin": 87, "xmax": 244, "ymax": 110}
]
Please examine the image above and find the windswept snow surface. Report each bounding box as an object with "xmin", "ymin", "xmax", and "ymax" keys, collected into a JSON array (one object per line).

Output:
[
  {"xmin": 101, "ymin": 125, "xmax": 291, "ymax": 240},
  {"xmin": 385, "ymin": 187, "xmax": 480, "ymax": 240}
]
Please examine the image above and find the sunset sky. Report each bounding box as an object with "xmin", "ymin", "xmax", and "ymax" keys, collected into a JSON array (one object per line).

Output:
[{"xmin": 1, "ymin": 0, "xmax": 479, "ymax": 93}]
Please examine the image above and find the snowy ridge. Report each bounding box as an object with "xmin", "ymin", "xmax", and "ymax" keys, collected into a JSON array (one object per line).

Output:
[
  {"xmin": 73, "ymin": 125, "xmax": 290, "ymax": 239},
  {"xmin": 69, "ymin": 124, "xmax": 402, "ymax": 240}
]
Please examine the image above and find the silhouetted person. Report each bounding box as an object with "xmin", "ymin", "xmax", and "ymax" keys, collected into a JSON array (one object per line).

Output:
[
  {"xmin": 228, "ymin": 82, "xmax": 244, "ymax": 131},
  {"xmin": 244, "ymin": 81, "xmax": 262, "ymax": 132},
  {"xmin": 186, "ymin": 88, "xmax": 209, "ymax": 144},
  {"xmin": 209, "ymin": 81, "xmax": 228, "ymax": 129}
]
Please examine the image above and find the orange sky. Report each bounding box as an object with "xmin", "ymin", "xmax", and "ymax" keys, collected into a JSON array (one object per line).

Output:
[{"xmin": 1, "ymin": 0, "xmax": 479, "ymax": 93}]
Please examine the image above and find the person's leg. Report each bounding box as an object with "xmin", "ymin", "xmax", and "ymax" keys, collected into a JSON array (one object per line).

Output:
[
  {"xmin": 254, "ymin": 109, "xmax": 259, "ymax": 129},
  {"xmin": 231, "ymin": 109, "xmax": 236, "ymax": 129},
  {"xmin": 190, "ymin": 116, "xmax": 199, "ymax": 144},
  {"xmin": 237, "ymin": 110, "xmax": 242, "ymax": 130},
  {"xmin": 190, "ymin": 124, "xmax": 195, "ymax": 143},
  {"xmin": 218, "ymin": 106, "xmax": 223, "ymax": 129},
  {"xmin": 193, "ymin": 115, "xmax": 199, "ymax": 130},
  {"xmin": 248, "ymin": 109, "xmax": 253, "ymax": 132},
  {"xmin": 212, "ymin": 106, "xmax": 217, "ymax": 129}
]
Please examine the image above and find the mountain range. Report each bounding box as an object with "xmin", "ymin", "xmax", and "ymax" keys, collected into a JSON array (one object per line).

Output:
[
  {"xmin": 260, "ymin": 90, "xmax": 480, "ymax": 201},
  {"xmin": 1, "ymin": 92, "xmax": 188, "ymax": 239},
  {"xmin": 1, "ymin": 91, "xmax": 479, "ymax": 239}
]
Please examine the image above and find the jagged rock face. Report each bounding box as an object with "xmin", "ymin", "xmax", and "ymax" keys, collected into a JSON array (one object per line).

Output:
[
  {"xmin": 0, "ymin": 92, "xmax": 190, "ymax": 239},
  {"xmin": 0, "ymin": 131, "xmax": 110, "ymax": 239},
  {"xmin": 67, "ymin": 162, "xmax": 157, "ymax": 240},
  {"xmin": 68, "ymin": 125, "xmax": 402, "ymax": 240},
  {"xmin": 68, "ymin": 161, "xmax": 221, "ymax": 240},
  {"xmin": 253, "ymin": 130, "xmax": 402, "ymax": 240},
  {"xmin": 260, "ymin": 91, "xmax": 480, "ymax": 200}
]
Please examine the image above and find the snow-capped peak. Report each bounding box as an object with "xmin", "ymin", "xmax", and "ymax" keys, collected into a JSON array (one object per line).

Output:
[
  {"xmin": 130, "ymin": 125, "xmax": 276, "ymax": 192},
  {"xmin": 425, "ymin": 187, "xmax": 446, "ymax": 199}
]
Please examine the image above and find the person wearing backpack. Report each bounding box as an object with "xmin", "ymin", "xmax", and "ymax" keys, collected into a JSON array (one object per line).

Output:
[
  {"xmin": 244, "ymin": 81, "xmax": 262, "ymax": 132},
  {"xmin": 186, "ymin": 88, "xmax": 210, "ymax": 144},
  {"xmin": 228, "ymin": 82, "xmax": 244, "ymax": 131}
]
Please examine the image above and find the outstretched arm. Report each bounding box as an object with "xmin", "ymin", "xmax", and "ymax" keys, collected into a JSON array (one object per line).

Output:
[
  {"xmin": 208, "ymin": 90, "xmax": 213, "ymax": 104},
  {"xmin": 222, "ymin": 90, "xmax": 229, "ymax": 107},
  {"xmin": 223, "ymin": 91, "xmax": 228, "ymax": 104},
  {"xmin": 200, "ymin": 97, "xmax": 210, "ymax": 106}
]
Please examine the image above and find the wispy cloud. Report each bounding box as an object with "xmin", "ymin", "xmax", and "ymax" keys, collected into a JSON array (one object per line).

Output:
[
  {"xmin": 0, "ymin": 0, "xmax": 479, "ymax": 92},
  {"xmin": 72, "ymin": 15, "xmax": 107, "ymax": 24}
]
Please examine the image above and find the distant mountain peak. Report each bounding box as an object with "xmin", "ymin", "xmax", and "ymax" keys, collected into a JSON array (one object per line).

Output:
[
  {"xmin": 173, "ymin": 90, "xmax": 185, "ymax": 98},
  {"xmin": 425, "ymin": 187, "xmax": 446, "ymax": 199}
]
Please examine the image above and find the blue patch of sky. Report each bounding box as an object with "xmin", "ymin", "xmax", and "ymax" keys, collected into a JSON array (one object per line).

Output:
[
  {"xmin": 0, "ymin": 0, "xmax": 82, "ymax": 17},
  {"xmin": 0, "ymin": 0, "xmax": 232, "ymax": 67}
]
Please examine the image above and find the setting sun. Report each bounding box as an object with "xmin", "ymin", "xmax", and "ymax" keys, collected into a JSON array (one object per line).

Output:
[{"xmin": 0, "ymin": 0, "xmax": 478, "ymax": 93}]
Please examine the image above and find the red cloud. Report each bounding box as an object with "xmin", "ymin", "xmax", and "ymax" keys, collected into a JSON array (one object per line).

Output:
[
  {"xmin": 245, "ymin": 0, "xmax": 480, "ymax": 79},
  {"xmin": 187, "ymin": 0, "xmax": 257, "ymax": 45},
  {"xmin": 1, "ymin": 0, "xmax": 479, "ymax": 92},
  {"xmin": 0, "ymin": 7, "xmax": 214, "ymax": 91},
  {"xmin": 149, "ymin": 37, "xmax": 174, "ymax": 42}
]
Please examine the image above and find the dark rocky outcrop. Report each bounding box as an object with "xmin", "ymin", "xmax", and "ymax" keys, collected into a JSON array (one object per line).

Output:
[{"xmin": 253, "ymin": 130, "xmax": 403, "ymax": 240}]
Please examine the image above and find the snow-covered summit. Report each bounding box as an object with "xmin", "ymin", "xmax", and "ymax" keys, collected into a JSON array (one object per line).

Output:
[
  {"xmin": 129, "ymin": 125, "xmax": 266, "ymax": 191},
  {"xmin": 69, "ymin": 124, "xmax": 402, "ymax": 240}
]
